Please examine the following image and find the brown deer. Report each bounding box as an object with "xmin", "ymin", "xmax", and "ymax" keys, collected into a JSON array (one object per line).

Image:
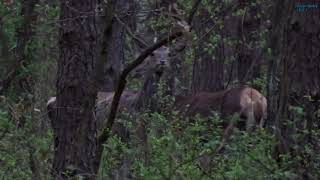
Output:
[
  {"xmin": 47, "ymin": 85, "xmax": 266, "ymax": 176},
  {"xmin": 47, "ymin": 46, "xmax": 170, "ymax": 135},
  {"xmin": 174, "ymin": 86, "xmax": 267, "ymax": 153},
  {"xmin": 175, "ymin": 86, "xmax": 267, "ymax": 130},
  {"xmin": 48, "ymin": 85, "xmax": 267, "ymax": 142}
]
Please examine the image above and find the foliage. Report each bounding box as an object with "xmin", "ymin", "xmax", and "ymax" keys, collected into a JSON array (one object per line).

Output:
[
  {"xmin": 0, "ymin": 1, "xmax": 57, "ymax": 179},
  {"xmin": 0, "ymin": 100, "xmax": 53, "ymax": 179},
  {"xmin": 0, "ymin": 0, "xmax": 319, "ymax": 179},
  {"xmin": 99, "ymin": 107, "xmax": 319, "ymax": 179}
]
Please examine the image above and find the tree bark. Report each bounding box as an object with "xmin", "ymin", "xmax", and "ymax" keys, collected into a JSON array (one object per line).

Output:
[
  {"xmin": 97, "ymin": 0, "xmax": 132, "ymax": 91},
  {"xmin": 53, "ymin": 0, "xmax": 97, "ymax": 178},
  {"xmin": 236, "ymin": 3, "xmax": 262, "ymax": 84},
  {"xmin": 266, "ymin": 0, "xmax": 286, "ymax": 129},
  {"xmin": 284, "ymin": 1, "xmax": 320, "ymax": 177}
]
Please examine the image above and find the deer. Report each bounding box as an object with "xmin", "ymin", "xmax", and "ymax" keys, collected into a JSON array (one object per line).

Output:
[
  {"xmin": 174, "ymin": 85, "xmax": 267, "ymax": 155},
  {"xmin": 48, "ymin": 84, "xmax": 266, "ymax": 127},
  {"xmin": 175, "ymin": 86, "xmax": 267, "ymax": 130},
  {"xmin": 173, "ymin": 86, "xmax": 267, "ymax": 171},
  {"xmin": 47, "ymin": 47, "xmax": 267, "ymax": 146},
  {"xmin": 46, "ymin": 46, "xmax": 169, "ymax": 134}
]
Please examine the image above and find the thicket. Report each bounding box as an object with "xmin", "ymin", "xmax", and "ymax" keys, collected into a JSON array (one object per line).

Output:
[{"xmin": 0, "ymin": 1, "xmax": 319, "ymax": 179}]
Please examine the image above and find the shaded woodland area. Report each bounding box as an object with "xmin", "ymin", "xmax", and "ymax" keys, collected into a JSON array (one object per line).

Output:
[{"xmin": 0, "ymin": 0, "xmax": 319, "ymax": 179}]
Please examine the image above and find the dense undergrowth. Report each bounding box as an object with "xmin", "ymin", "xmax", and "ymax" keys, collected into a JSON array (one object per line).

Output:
[{"xmin": 1, "ymin": 85, "xmax": 320, "ymax": 179}]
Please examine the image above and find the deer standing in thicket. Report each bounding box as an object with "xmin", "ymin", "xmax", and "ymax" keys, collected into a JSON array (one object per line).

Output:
[
  {"xmin": 175, "ymin": 86, "xmax": 267, "ymax": 152},
  {"xmin": 175, "ymin": 86, "xmax": 267, "ymax": 130},
  {"xmin": 47, "ymin": 45, "xmax": 267, "ymax": 144}
]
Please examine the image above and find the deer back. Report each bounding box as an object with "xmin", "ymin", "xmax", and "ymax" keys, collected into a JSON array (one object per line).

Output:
[
  {"xmin": 174, "ymin": 86, "xmax": 267, "ymax": 130},
  {"xmin": 174, "ymin": 90, "xmax": 228, "ymax": 117},
  {"xmin": 95, "ymin": 90, "xmax": 139, "ymax": 127}
]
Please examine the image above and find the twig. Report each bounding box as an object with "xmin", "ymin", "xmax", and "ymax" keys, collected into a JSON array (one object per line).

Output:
[{"xmin": 114, "ymin": 14, "xmax": 149, "ymax": 48}]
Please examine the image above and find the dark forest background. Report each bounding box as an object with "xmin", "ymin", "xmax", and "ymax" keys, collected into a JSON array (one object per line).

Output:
[{"xmin": 0, "ymin": 0, "xmax": 319, "ymax": 179}]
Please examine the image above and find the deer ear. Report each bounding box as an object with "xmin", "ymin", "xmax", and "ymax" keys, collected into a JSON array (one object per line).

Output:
[{"xmin": 46, "ymin": 97, "xmax": 57, "ymax": 126}]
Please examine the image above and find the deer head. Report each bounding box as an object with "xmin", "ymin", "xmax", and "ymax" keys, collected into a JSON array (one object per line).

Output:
[{"xmin": 131, "ymin": 46, "xmax": 170, "ymax": 78}]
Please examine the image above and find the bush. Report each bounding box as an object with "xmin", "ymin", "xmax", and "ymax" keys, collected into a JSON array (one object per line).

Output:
[{"xmin": 99, "ymin": 107, "xmax": 310, "ymax": 179}]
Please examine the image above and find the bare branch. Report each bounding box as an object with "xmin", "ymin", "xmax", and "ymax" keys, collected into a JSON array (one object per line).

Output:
[{"xmin": 114, "ymin": 14, "xmax": 149, "ymax": 48}]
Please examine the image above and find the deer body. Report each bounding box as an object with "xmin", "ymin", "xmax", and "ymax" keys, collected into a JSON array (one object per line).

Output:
[
  {"xmin": 47, "ymin": 86, "xmax": 267, "ymax": 163},
  {"xmin": 175, "ymin": 86, "xmax": 267, "ymax": 131},
  {"xmin": 47, "ymin": 86, "xmax": 267, "ymax": 132}
]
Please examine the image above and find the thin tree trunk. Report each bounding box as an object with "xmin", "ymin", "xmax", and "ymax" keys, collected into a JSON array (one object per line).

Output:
[
  {"xmin": 191, "ymin": 3, "xmax": 225, "ymax": 93},
  {"xmin": 265, "ymin": 0, "xmax": 291, "ymax": 165},
  {"xmin": 0, "ymin": 0, "xmax": 39, "ymax": 95},
  {"xmin": 236, "ymin": 3, "xmax": 262, "ymax": 84},
  {"xmin": 266, "ymin": 0, "xmax": 286, "ymax": 128},
  {"xmin": 97, "ymin": 0, "xmax": 132, "ymax": 91}
]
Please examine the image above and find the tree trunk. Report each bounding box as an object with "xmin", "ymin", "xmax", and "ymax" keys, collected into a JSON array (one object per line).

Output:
[
  {"xmin": 0, "ymin": 0, "xmax": 39, "ymax": 95},
  {"xmin": 53, "ymin": 0, "xmax": 97, "ymax": 178},
  {"xmin": 266, "ymin": 0, "xmax": 286, "ymax": 128},
  {"xmin": 236, "ymin": 3, "xmax": 262, "ymax": 84},
  {"xmin": 284, "ymin": 1, "xmax": 320, "ymax": 177},
  {"xmin": 97, "ymin": 0, "xmax": 132, "ymax": 91},
  {"xmin": 191, "ymin": 4, "xmax": 225, "ymax": 93}
]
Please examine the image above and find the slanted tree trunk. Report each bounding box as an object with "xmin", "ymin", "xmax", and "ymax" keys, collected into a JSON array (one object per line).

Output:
[{"xmin": 53, "ymin": 0, "xmax": 97, "ymax": 178}]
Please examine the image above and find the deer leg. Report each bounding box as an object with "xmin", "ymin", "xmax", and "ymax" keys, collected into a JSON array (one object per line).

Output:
[
  {"xmin": 242, "ymin": 101, "xmax": 256, "ymax": 132},
  {"xmin": 259, "ymin": 117, "xmax": 265, "ymax": 129},
  {"xmin": 246, "ymin": 109, "xmax": 255, "ymax": 132},
  {"xmin": 216, "ymin": 120, "xmax": 235, "ymax": 154}
]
